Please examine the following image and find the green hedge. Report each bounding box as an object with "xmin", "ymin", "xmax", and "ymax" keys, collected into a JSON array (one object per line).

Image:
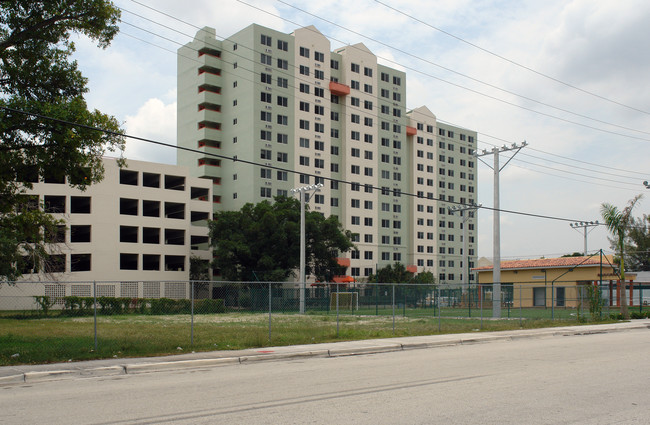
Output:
[{"xmin": 51, "ymin": 297, "xmax": 225, "ymax": 316}]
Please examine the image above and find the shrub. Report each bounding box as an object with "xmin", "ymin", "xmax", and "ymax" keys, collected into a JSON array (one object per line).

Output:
[
  {"xmin": 195, "ymin": 298, "xmax": 225, "ymax": 314},
  {"xmin": 33, "ymin": 296, "xmax": 54, "ymax": 315}
]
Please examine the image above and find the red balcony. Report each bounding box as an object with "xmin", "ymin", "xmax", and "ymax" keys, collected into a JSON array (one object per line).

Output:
[
  {"xmin": 407, "ymin": 265, "xmax": 418, "ymax": 273},
  {"xmin": 406, "ymin": 126, "xmax": 417, "ymax": 136},
  {"xmin": 329, "ymin": 81, "xmax": 350, "ymax": 96},
  {"xmin": 335, "ymin": 257, "xmax": 351, "ymax": 267}
]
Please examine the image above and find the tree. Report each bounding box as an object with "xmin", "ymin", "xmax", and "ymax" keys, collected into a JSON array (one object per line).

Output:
[
  {"xmin": 367, "ymin": 263, "xmax": 436, "ymax": 306},
  {"xmin": 625, "ymin": 214, "xmax": 650, "ymax": 271},
  {"xmin": 0, "ymin": 1, "xmax": 124, "ymax": 281},
  {"xmin": 601, "ymin": 194, "xmax": 643, "ymax": 319},
  {"xmin": 209, "ymin": 196, "xmax": 353, "ymax": 282}
]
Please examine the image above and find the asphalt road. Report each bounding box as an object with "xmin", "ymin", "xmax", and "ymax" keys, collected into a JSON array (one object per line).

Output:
[{"xmin": 2, "ymin": 326, "xmax": 649, "ymax": 424}]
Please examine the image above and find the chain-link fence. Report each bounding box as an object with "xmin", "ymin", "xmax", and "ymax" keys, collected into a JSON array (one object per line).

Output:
[{"xmin": 1, "ymin": 280, "xmax": 648, "ymax": 365}]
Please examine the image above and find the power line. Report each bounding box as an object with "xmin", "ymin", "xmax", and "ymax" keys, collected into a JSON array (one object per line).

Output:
[
  {"xmin": 119, "ymin": 2, "xmax": 650, "ymax": 187},
  {"xmin": 372, "ymin": 0, "xmax": 650, "ymax": 116},
  {"xmin": 273, "ymin": 0, "xmax": 650, "ymax": 138},
  {"xmin": 1, "ymin": 104, "xmax": 600, "ymax": 225}
]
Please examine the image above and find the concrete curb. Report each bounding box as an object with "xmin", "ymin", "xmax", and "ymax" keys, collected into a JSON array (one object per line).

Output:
[{"xmin": 3, "ymin": 321, "xmax": 648, "ymax": 386}]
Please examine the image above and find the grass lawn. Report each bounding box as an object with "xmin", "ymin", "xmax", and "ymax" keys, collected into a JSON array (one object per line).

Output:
[{"xmin": 0, "ymin": 310, "xmax": 621, "ymax": 366}]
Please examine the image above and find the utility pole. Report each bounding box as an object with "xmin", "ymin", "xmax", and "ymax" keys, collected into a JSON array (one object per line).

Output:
[
  {"xmin": 569, "ymin": 221, "xmax": 599, "ymax": 255},
  {"xmin": 476, "ymin": 141, "xmax": 527, "ymax": 318},
  {"xmin": 290, "ymin": 183, "xmax": 323, "ymax": 314},
  {"xmin": 448, "ymin": 203, "xmax": 481, "ymax": 295}
]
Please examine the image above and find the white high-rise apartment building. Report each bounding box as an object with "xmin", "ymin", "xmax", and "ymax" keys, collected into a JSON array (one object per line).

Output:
[{"xmin": 178, "ymin": 24, "xmax": 478, "ymax": 284}]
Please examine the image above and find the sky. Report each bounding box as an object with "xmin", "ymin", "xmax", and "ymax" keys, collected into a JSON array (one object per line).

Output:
[{"xmin": 72, "ymin": 0, "xmax": 650, "ymax": 262}]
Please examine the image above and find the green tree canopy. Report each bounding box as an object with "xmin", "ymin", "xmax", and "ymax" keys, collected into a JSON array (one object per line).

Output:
[
  {"xmin": 209, "ymin": 196, "xmax": 354, "ymax": 282},
  {"xmin": 0, "ymin": 1, "xmax": 124, "ymax": 281},
  {"xmin": 621, "ymin": 214, "xmax": 650, "ymax": 271},
  {"xmin": 601, "ymin": 194, "xmax": 643, "ymax": 319}
]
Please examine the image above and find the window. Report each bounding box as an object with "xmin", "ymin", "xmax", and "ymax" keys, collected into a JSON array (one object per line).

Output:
[
  {"xmin": 351, "ymin": 114, "xmax": 360, "ymax": 124},
  {"xmin": 351, "ymin": 216, "xmax": 360, "ymax": 225},
  {"xmin": 331, "ymin": 111, "xmax": 339, "ymax": 121},
  {"xmin": 260, "ymin": 187, "xmax": 272, "ymax": 198},
  {"xmin": 299, "ymin": 119, "xmax": 310, "ymax": 130},
  {"xmin": 299, "ymin": 83, "xmax": 310, "ymax": 94},
  {"xmin": 315, "ymin": 123, "xmax": 324, "ymax": 133},
  {"xmin": 261, "ymin": 34, "xmax": 272, "ymax": 46},
  {"xmin": 364, "ymin": 84, "xmax": 372, "ymax": 94},
  {"xmin": 351, "ymin": 63, "xmax": 360, "ymax": 73},
  {"xmin": 381, "ymin": 72, "xmax": 389, "ymax": 82},
  {"xmin": 364, "ymin": 217, "xmax": 373, "ymax": 226},
  {"xmin": 299, "ymin": 101, "xmax": 310, "ymax": 112},
  {"xmin": 260, "ymin": 168, "xmax": 271, "ymax": 179},
  {"xmin": 277, "ymin": 58, "xmax": 288, "ymax": 69},
  {"xmin": 350, "ymin": 97, "xmax": 360, "ymax": 107},
  {"xmin": 364, "ymin": 67, "xmax": 372, "ymax": 77},
  {"xmin": 314, "ymin": 87, "xmax": 324, "ymax": 98},
  {"xmin": 277, "ymin": 171, "xmax": 287, "ymax": 181},
  {"xmin": 261, "ymin": 73, "xmax": 272, "ymax": 84},
  {"xmin": 299, "ymin": 156, "xmax": 310, "ymax": 166},
  {"xmin": 277, "ymin": 114, "xmax": 288, "ymax": 125},
  {"xmin": 393, "ymin": 76, "xmax": 401, "ymax": 85},
  {"xmin": 351, "ymin": 148, "xmax": 360, "ymax": 157},
  {"xmin": 277, "ymin": 152, "xmax": 288, "ymax": 162},
  {"xmin": 351, "ymin": 165, "xmax": 360, "ymax": 174},
  {"xmin": 299, "ymin": 46, "xmax": 310, "ymax": 58},
  {"xmin": 261, "ymin": 92, "xmax": 272, "ymax": 103},
  {"xmin": 331, "ymin": 59, "xmax": 339, "ymax": 69},
  {"xmin": 315, "ymin": 69, "xmax": 324, "ymax": 80},
  {"xmin": 277, "ymin": 77, "xmax": 288, "ymax": 88},
  {"xmin": 315, "ymin": 51, "xmax": 324, "ymax": 62},
  {"xmin": 315, "ymin": 159, "xmax": 324, "ymax": 169},
  {"xmin": 277, "ymin": 96, "xmax": 288, "ymax": 107},
  {"xmin": 299, "ymin": 65, "xmax": 310, "ymax": 76},
  {"xmin": 260, "ymin": 111, "xmax": 272, "ymax": 122},
  {"xmin": 350, "ymin": 80, "xmax": 360, "ymax": 90},
  {"xmin": 261, "ymin": 53, "xmax": 271, "ymax": 65},
  {"xmin": 277, "ymin": 39, "xmax": 288, "ymax": 51}
]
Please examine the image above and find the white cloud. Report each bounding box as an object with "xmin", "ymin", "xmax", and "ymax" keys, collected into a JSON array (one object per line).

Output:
[
  {"xmin": 123, "ymin": 98, "xmax": 177, "ymax": 165},
  {"xmin": 69, "ymin": 0, "xmax": 650, "ymax": 261}
]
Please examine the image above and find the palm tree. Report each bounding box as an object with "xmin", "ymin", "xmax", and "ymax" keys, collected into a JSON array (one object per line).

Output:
[{"xmin": 600, "ymin": 194, "xmax": 643, "ymax": 319}]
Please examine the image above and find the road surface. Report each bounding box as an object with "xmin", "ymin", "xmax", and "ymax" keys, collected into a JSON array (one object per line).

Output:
[{"xmin": 2, "ymin": 328, "xmax": 649, "ymax": 424}]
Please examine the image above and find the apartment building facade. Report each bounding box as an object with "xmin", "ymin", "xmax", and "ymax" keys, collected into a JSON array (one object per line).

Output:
[
  {"xmin": 5, "ymin": 158, "xmax": 213, "ymax": 302},
  {"xmin": 177, "ymin": 24, "xmax": 478, "ymax": 284}
]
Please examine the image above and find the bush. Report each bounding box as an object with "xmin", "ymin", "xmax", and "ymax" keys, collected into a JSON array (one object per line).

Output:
[
  {"xmin": 33, "ymin": 296, "xmax": 55, "ymax": 315},
  {"xmin": 195, "ymin": 298, "xmax": 225, "ymax": 314}
]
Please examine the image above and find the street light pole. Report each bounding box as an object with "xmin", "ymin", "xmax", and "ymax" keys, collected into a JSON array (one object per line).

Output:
[
  {"xmin": 290, "ymin": 183, "xmax": 323, "ymax": 314},
  {"xmin": 476, "ymin": 141, "xmax": 527, "ymax": 318}
]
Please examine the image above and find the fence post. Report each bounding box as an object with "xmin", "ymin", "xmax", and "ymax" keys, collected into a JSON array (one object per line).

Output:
[
  {"xmin": 640, "ymin": 287, "xmax": 643, "ymax": 314},
  {"xmin": 437, "ymin": 286, "xmax": 441, "ymax": 333},
  {"xmin": 519, "ymin": 284, "xmax": 522, "ymax": 327},
  {"xmin": 190, "ymin": 281, "xmax": 194, "ymax": 348},
  {"xmin": 403, "ymin": 286, "xmax": 406, "ymax": 318},
  {"xmin": 336, "ymin": 282, "xmax": 340, "ymax": 337},
  {"xmin": 93, "ymin": 280, "xmax": 97, "ymax": 352},
  {"xmin": 268, "ymin": 282, "xmax": 272, "ymax": 342},
  {"xmin": 392, "ymin": 283, "xmax": 395, "ymax": 335},
  {"xmin": 478, "ymin": 284, "xmax": 480, "ymax": 329}
]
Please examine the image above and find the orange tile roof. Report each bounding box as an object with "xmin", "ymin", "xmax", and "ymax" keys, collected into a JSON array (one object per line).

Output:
[{"xmin": 473, "ymin": 256, "xmax": 613, "ymax": 272}]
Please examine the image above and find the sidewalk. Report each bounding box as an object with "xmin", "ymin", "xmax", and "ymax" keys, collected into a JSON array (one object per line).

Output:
[{"xmin": 2, "ymin": 320, "xmax": 648, "ymax": 386}]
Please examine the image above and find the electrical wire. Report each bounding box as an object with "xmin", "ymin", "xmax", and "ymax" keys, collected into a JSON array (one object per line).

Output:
[
  {"xmin": 118, "ymin": 8, "xmax": 650, "ymax": 190},
  {"xmin": 372, "ymin": 0, "xmax": 650, "ymax": 116}
]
